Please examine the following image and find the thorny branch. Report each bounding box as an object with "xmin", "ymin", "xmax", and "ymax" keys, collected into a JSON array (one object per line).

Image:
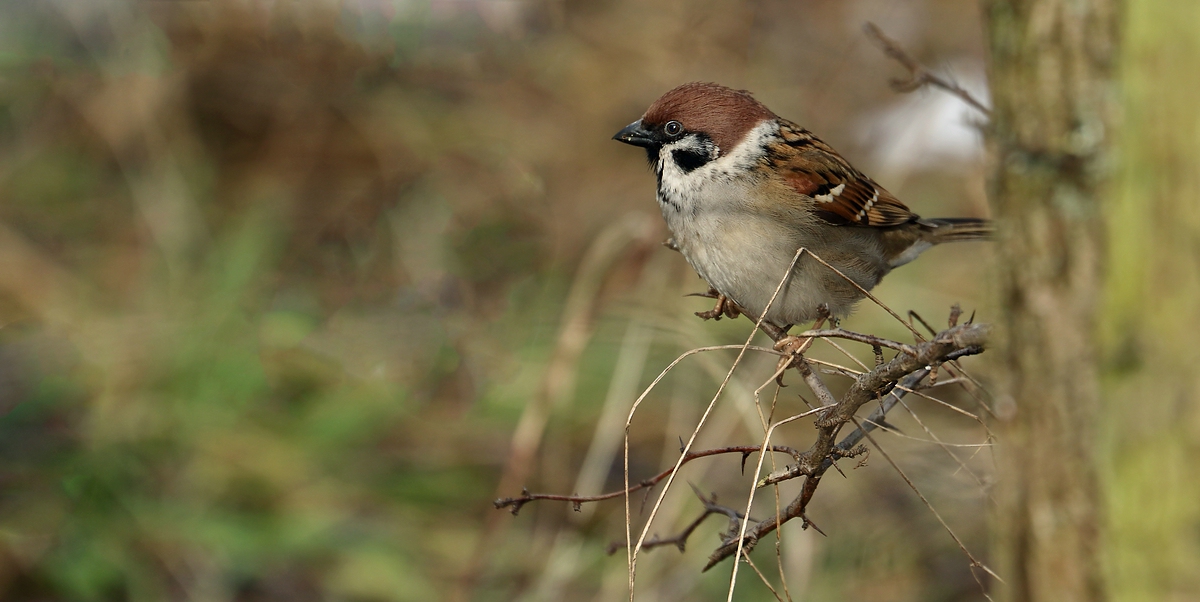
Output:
[
  {"xmin": 759, "ymin": 343, "xmax": 986, "ymax": 487},
  {"xmin": 702, "ymin": 322, "xmax": 989, "ymax": 570},
  {"xmin": 605, "ymin": 484, "xmax": 748, "ymax": 556},
  {"xmin": 864, "ymin": 22, "xmax": 991, "ymax": 116},
  {"xmin": 493, "ymin": 313, "xmax": 989, "ymax": 571},
  {"xmin": 828, "ymin": 344, "xmax": 982, "ymax": 460},
  {"xmin": 493, "ymin": 445, "xmax": 803, "ymax": 515}
]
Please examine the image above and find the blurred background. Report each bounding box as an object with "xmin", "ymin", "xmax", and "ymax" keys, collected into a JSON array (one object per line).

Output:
[{"xmin": 0, "ymin": 1, "xmax": 1194, "ymax": 600}]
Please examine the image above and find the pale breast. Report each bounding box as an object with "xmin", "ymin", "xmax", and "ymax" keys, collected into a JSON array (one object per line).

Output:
[{"xmin": 664, "ymin": 199, "xmax": 889, "ymax": 326}]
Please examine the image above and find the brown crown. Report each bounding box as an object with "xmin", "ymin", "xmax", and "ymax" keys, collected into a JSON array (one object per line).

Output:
[{"xmin": 641, "ymin": 82, "xmax": 777, "ymax": 155}]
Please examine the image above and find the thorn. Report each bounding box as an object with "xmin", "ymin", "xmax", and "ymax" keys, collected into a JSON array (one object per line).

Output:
[
  {"xmin": 802, "ymin": 515, "xmax": 828, "ymax": 537},
  {"xmin": 831, "ymin": 460, "xmax": 847, "ymax": 478}
]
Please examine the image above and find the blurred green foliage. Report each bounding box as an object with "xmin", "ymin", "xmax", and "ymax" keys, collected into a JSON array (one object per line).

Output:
[
  {"xmin": 0, "ymin": 1, "xmax": 1194, "ymax": 601},
  {"xmin": 1103, "ymin": 1, "xmax": 1200, "ymax": 601}
]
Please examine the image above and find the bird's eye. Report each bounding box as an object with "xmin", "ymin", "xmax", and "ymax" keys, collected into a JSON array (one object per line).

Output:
[{"xmin": 664, "ymin": 120, "xmax": 683, "ymax": 137}]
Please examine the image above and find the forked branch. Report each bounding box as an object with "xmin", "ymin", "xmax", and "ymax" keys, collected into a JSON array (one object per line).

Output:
[
  {"xmin": 703, "ymin": 322, "xmax": 989, "ymax": 570},
  {"xmin": 606, "ymin": 484, "xmax": 749, "ymax": 555},
  {"xmin": 864, "ymin": 22, "xmax": 991, "ymax": 116},
  {"xmin": 493, "ymin": 445, "xmax": 803, "ymax": 515},
  {"xmin": 491, "ymin": 314, "xmax": 989, "ymax": 574}
]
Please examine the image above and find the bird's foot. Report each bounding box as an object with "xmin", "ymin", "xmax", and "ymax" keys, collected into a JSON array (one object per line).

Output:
[
  {"xmin": 771, "ymin": 334, "xmax": 807, "ymax": 386},
  {"xmin": 815, "ymin": 303, "xmax": 839, "ymax": 329},
  {"xmin": 772, "ymin": 335, "xmax": 808, "ymax": 356},
  {"xmin": 692, "ymin": 289, "xmax": 742, "ymax": 321},
  {"xmin": 771, "ymin": 314, "xmax": 830, "ymax": 385},
  {"xmin": 773, "ymin": 314, "xmax": 829, "ymax": 355}
]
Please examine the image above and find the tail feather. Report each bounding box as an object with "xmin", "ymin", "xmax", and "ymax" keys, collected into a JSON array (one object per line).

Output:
[{"xmin": 918, "ymin": 217, "xmax": 993, "ymax": 244}]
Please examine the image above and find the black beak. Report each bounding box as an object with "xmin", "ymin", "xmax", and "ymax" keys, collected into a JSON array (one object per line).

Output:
[{"xmin": 613, "ymin": 119, "xmax": 657, "ymax": 148}]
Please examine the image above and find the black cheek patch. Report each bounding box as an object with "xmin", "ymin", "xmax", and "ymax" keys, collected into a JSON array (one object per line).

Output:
[{"xmin": 672, "ymin": 149, "xmax": 712, "ymax": 173}]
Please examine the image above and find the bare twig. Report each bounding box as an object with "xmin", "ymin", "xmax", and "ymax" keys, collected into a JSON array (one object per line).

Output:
[
  {"xmin": 788, "ymin": 328, "xmax": 917, "ymax": 355},
  {"xmin": 864, "ymin": 22, "xmax": 991, "ymax": 116},
  {"xmin": 703, "ymin": 322, "xmax": 990, "ymax": 570},
  {"xmin": 742, "ymin": 553, "xmax": 787, "ymax": 602},
  {"xmin": 726, "ymin": 406, "xmax": 833, "ymax": 601},
  {"xmin": 494, "ymin": 246, "xmax": 992, "ymax": 594},
  {"xmin": 756, "ymin": 338, "xmax": 985, "ymax": 487},
  {"xmin": 908, "ymin": 310, "xmax": 940, "ymax": 338},
  {"xmin": 626, "ymin": 248, "xmax": 808, "ymax": 599},
  {"xmin": 608, "ymin": 484, "xmax": 748, "ymax": 555},
  {"xmin": 795, "ymin": 358, "xmax": 838, "ymax": 408},
  {"xmin": 493, "ymin": 445, "xmax": 804, "ymax": 515},
  {"xmin": 853, "ymin": 418, "xmax": 1003, "ymax": 588},
  {"xmin": 829, "ymin": 345, "xmax": 984, "ymax": 460}
]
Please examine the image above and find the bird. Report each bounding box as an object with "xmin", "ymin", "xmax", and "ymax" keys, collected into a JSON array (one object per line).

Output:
[{"xmin": 612, "ymin": 82, "xmax": 990, "ymax": 332}]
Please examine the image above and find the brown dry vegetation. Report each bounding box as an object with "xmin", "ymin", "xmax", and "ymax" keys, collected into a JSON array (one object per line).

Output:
[{"xmin": 0, "ymin": 1, "xmax": 1194, "ymax": 601}]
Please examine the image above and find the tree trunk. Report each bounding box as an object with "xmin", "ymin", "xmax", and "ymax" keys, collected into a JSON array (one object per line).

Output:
[{"xmin": 983, "ymin": 1, "xmax": 1118, "ymax": 601}]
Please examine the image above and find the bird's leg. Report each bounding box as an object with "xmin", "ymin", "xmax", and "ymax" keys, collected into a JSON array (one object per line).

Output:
[
  {"xmin": 772, "ymin": 305, "xmax": 834, "ymax": 384},
  {"xmin": 691, "ymin": 288, "xmax": 742, "ymax": 321},
  {"xmin": 773, "ymin": 304, "xmax": 832, "ymax": 355},
  {"xmin": 772, "ymin": 317, "xmax": 823, "ymax": 373}
]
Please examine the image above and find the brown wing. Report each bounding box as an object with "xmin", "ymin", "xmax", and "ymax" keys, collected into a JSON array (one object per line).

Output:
[{"xmin": 772, "ymin": 121, "xmax": 917, "ymax": 227}]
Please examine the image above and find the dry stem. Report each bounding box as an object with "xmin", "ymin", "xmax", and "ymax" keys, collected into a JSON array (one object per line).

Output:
[{"xmin": 703, "ymin": 322, "xmax": 989, "ymax": 570}]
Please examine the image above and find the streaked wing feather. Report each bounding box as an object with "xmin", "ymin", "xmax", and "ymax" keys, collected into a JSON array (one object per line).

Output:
[{"xmin": 774, "ymin": 121, "xmax": 917, "ymax": 228}]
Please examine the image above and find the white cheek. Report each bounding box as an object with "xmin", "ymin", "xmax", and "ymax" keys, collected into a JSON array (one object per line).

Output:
[
  {"xmin": 658, "ymin": 153, "xmax": 708, "ymax": 202},
  {"xmin": 656, "ymin": 120, "xmax": 777, "ymax": 209}
]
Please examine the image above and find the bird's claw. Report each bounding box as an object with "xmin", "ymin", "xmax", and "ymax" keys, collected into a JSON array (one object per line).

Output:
[
  {"xmin": 771, "ymin": 335, "xmax": 807, "ymax": 385},
  {"xmin": 694, "ymin": 290, "xmax": 742, "ymax": 321},
  {"xmin": 770, "ymin": 314, "xmax": 832, "ymax": 386},
  {"xmin": 772, "ymin": 335, "xmax": 806, "ymax": 355}
]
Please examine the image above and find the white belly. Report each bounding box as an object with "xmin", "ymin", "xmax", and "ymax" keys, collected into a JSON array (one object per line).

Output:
[{"xmin": 665, "ymin": 206, "xmax": 884, "ymax": 326}]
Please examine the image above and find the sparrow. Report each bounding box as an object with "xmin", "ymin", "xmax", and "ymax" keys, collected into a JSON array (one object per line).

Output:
[{"xmin": 613, "ymin": 82, "xmax": 990, "ymax": 329}]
